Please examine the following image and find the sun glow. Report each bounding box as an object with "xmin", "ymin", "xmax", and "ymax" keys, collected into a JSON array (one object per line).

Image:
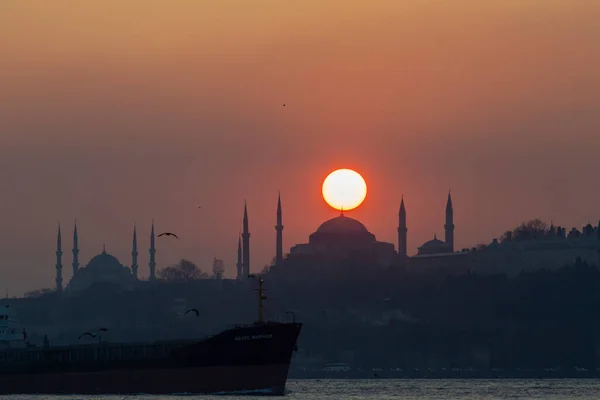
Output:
[{"xmin": 322, "ymin": 169, "xmax": 367, "ymax": 211}]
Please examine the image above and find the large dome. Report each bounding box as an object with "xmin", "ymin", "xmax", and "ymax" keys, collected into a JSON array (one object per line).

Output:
[
  {"xmin": 86, "ymin": 249, "xmax": 124, "ymax": 271},
  {"xmin": 316, "ymin": 215, "xmax": 369, "ymax": 234},
  {"xmin": 66, "ymin": 247, "xmax": 134, "ymax": 295}
]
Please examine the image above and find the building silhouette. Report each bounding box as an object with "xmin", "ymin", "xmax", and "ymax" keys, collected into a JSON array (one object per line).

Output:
[
  {"xmin": 51, "ymin": 192, "xmax": 600, "ymax": 289},
  {"xmin": 445, "ymin": 191, "xmax": 454, "ymax": 252},
  {"xmin": 149, "ymin": 220, "xmax": 156, "ymax": 281},
  {"xmin": 53, "ymin": 221, "xmax": 156, "ymax": 294},
  {"xmin": 131, "ymin": 223, "xmax": 138, "ymax": 280},
  {"xmin": 72, "ymin": 220, "xmax": 79, "ymax": 277},
  {"xmin": 236, "ymin": 234, "xmax": 243, "ymax": 279},
  {"xmin": 242, "ymin": 202, "xmax": 250, "ymax": 277},
  {"xmin": 397, "ymin": 196, "xmax": 407, "ymax": 257},
  {"xmin": 55, "ymin": 224, "xmax": 62, "ymax": 293},
  {"xmin": 275, "ymin": 191, "xmax": 600, "ymax": 277},
  {"xmin": 275, "ymin": 192, "xmax": 284, "ymax": 266},
  {"xmin": 289, "ymin": 209, "xmax": 396, "ymax": 266}
]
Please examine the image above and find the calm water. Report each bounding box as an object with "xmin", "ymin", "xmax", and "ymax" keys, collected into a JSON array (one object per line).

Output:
[
  {"xmin": 3, "ymin": 379, "xmax": 600, "ymax": 399},
  {"xmin": 281, "ymin": 379, "xmax": 600, "ymax": 399}
]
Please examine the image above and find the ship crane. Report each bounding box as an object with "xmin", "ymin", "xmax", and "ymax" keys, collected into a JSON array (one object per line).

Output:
[{"xmin": 248, "ymin": 274, "xmax": 267, "ymax": 324}]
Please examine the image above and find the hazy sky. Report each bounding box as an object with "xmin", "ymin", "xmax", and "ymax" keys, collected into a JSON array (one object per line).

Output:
[{"xmin": 1, "ymin": 1, "xmax": 599, "ymax": 295}]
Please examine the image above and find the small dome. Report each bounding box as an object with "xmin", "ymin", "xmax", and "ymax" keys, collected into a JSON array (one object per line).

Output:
[
  {"xmin": 417, "ymin": 234, "xmax": 452, "ymax": 255},
  {"xmin": 316, "ymin": 215, "xmax": 369, "ymax": 234},
  {"xmin": 420, "ymin": 238, "xmax": 446, "ymax": 248}
]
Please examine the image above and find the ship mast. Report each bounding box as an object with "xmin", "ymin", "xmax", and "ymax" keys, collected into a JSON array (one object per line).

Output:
[{"xmin": 249, "ymin": 274, "xmax": 267, "ymax": 323}]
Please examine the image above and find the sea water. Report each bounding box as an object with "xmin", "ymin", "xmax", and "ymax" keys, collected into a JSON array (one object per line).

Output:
[{"xmin": 4, "ymin": 379, "xmax": 600, "ymax": 399}]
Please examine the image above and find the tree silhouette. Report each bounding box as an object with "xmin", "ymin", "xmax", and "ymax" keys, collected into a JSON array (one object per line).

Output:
[
  {"xmin": 518, "ymin": 218, "xmax": 548, "ymax": 234},
  {"xmin": 501, "ymin": 218, "xmax": 549, "ymax": 241},
  {"xmin": 158, "ymin": 259, "xmax": 208, "ymax": 283}
]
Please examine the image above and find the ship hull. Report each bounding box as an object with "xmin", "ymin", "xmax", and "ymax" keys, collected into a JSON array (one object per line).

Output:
[
  {"xmin": 0, "ymin": 364, "xmax": 290, "ymax": 395},
  {"xmin": 0, "ymin": 322, "xmax": 302, "ymax": 395}
]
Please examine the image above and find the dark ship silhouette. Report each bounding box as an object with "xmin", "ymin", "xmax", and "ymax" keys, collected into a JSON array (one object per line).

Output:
[{"xmin": 0, "ymin": 276, "xmax": 302, "ymax": 395}]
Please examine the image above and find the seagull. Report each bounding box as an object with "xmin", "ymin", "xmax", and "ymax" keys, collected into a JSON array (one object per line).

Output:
[
  {"xmin": 78, "ymin": 332, "xmax": 96, "ymax": 340},
  {"xmin": 158, "ymin": 232, "xmax": 179, "ymax": 239},
  {"xmin": 184, "ymin": 308, "xmax": 199, "ymax": 317}
]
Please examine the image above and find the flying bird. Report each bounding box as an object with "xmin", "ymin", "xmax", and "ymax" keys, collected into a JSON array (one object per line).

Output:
[
  {"xmin": 282, "ymin": 104, "xmax": 286, "ymax": 107},
  {"xmin": 184, "ymin": 308, "xmax": 199, "ymax": 317},
  {"xmin": 78, "ymin": 332, "xmax": 96, "ymax": 340},
  {"xmin": 97, "ymin": 328, "xmax": 108, "ymax": 332},
  {"xmin": 158, "ymin": 232, "xmax": 179, "ymax": 239}
]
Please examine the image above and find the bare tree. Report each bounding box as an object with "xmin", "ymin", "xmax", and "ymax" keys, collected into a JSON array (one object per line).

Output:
[
  {"xmin": 519, "ymin": 218, "xmax": 548, "ymax": 233},
  {"xmin": 516, "ymin": 218, "xmax": 548, "ymax": 238},
  {"xmin": 158, "ymin": 259, "xmax": 208, "ymax": 283},
  {"xmin": 501, "ymin": 218, "xmax": 549, "ymax": 241}
]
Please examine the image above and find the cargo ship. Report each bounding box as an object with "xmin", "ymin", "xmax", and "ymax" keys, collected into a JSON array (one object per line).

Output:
[{"xmin": 0, "ymin": 275, "xmax": 302, "ymax": 395}]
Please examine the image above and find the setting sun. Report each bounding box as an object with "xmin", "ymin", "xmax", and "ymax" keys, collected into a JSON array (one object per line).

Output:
[{"xmin": 322, "ymin": 169, "xmax": 367, "ymax": 211}]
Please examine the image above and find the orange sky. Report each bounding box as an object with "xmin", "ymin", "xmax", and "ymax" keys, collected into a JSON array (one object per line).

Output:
[{"xmin": 1, "ymin": 0, "xmax": 600, "ymax": 295}]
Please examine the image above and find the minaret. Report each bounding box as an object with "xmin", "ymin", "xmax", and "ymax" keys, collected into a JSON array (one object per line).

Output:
[
  {"xmin": 149, "ymin": 220, "xmax": 156, "ymax": 280},
  {"xmin": 242, "ymin": 201, "xmax": 250, "ymax": 277},
  {"xmin": 131, "ymin": 223, "xmax": 139, "ymax": 280},
  {"xmin": 236, "ymin": 234, "xmax": 243, "ymax": 279},
  {"xmin": 444, "ymin": 191, "xmax": 454, "ymax": 252},
  {"xmin": 397, "ymin": 196, "xmax": 407, "ymax": 257},
  {"xmin": 275, "ymin": 192, "xmax": 284, "ymax": 266},
  {"xmin": 55, "ymin": 223, "xmax": 63, "ymax": 292},
  {"xmin": 72, "ymin": 219, "xmax": 79, "ymax": 277}
]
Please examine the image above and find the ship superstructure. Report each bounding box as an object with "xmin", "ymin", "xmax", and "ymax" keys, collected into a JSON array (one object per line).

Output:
[{"xmin": 0, "ymin": 305, "xmax": 26, "ymax": 350}]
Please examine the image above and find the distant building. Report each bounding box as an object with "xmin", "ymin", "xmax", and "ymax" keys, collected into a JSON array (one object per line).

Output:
[
  {"xmin": 278, "ymin": 190, "xmax": 600, "ymax": 277},
  {"xmin": 410, "ymin": 191, "xmax": 455, "ymax": 258},
  {"xmin": 53, "ymin": 221, "xmax": 158, "ymax": 295},
  {"xmin": 212, "ymin": 258, "xmax": 225, "ymax": 280},
  {"xmin": 462, "ymin": 222, "xmax": 600, "ymax": 276},
  {"xmin": 398, "ymin": 193, "xmax": 600, "ymax": 276},
  {"xmin": 416, "ymin": 234, "xmax": 452, "ymax": 256},
  {"xmin": 65, "ymin": 247, "xmax": 137, "ymax": 295},
  {"xmin": 53, "ymin": 191, "xmax": 600, "ymax": 291},
  {"xmin": 289, "ymin": 213, "xmax": 397, "ymax": 267}
]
